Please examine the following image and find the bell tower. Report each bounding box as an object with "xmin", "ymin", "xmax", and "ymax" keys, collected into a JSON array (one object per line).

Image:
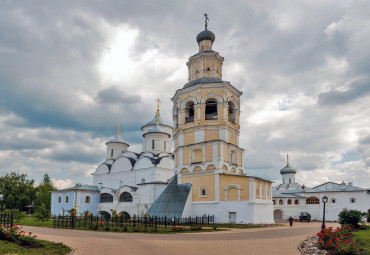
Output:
[{"xmin": 172, "ymin": 15, "xmax": 245, "ymax": 176}]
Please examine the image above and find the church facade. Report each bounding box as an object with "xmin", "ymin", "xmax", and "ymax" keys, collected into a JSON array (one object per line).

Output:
[
  {"xmin": 51, "ymin": 22, "xmax": 274, "ymax": 224},
  {"xmin": 272, "ymin": 156, "xmax": 370, "ymax": 222}
]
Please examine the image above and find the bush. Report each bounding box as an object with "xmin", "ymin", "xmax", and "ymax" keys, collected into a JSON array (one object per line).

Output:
[
  {"xmin": 317, "ymin": 225, "xmax": 359, "ymax": 254},
  {"xmin": 33, "ymin": 203, "xmax": 51, "ymax": 222},
  {"xmin": 338, "ymin": 209, "xmax": 367, "ymax": 228}
]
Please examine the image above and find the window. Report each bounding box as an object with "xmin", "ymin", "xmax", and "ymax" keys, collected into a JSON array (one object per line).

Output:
[
  {"xmin": 200, "ymin": 186, "xmax": 207, "ymax": 197},
  {"xmin": 287, "ymin": 199, "xmax": 292, "ymax": 205},
  {"xmin": 331, "ymin": 199, "xmax": 336, "ymax": 204},
  {"xmin": 164, "ymin": 141, "xmax": 166, "ymax": 150},
  {"xmin": 294, "ymin": 199, "xmax": 299, "ymax": 205},
  {"xmin": 152, "ymin": 140, "xmax": 155, "ymax": 150},
  {"xmin": 228, "ymin": 101, "xmax": 236, "ymax": 123},
  {"xmin": 111, "ymin": 149, "xmax": 113, "ymax": 157},
  {"xmin": 100, "ymin": 193, "xmax": 113, "ymax": 203},
  {"xmin": 119, "ymin": 192, "xmax": 133, "ymax": 202},
  {"xmin": 65, "ymin": 196, "xmax": 69, "ymax": 203},
  {"xmin": 141, "ymin": 178, "xmax": 145, "ymax": 184},
  {"xmin": 185, "ymin": 101, "xmax": 194, "ymax": 123},
  {"xmin": 273, "ymin": 200, "xmax": 276, "ymax": 205},
  {"xmin": 306, "ymin": 196, "xmax": 320, "ymax": 204},
  {"xmin": 279, "ymin": 199, "xmax": 283, "ymax": 205},
  {"xmin": 230, "ymin": 150, "xmax": 236, "ymax": 164},
  {"xmin": 289, "ymin": 178, "xmax": 291, "ymax": 184},
  {"xmin": 58, "ymin": 196, "xmax": 62, "ymax": 204},
  {"xmin": 350, "ymin": 198, "xmax": 356, "ymax": 203},
  {"xmin": 85, "ymin": 196, "xmax": 91, "ymax": 204},
  {"xmin": 205, "ymin": 99, "xmax": 218, "ymax": 120}
]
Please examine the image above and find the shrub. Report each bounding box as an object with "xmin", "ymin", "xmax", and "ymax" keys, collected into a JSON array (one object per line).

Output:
[
  {"xmin": 33, "ymin": 203, "xmax": 51, "ymax": 222},
  {"xmin": 317, "ymin": 225, "xmax": 359, "ymax": 254},
  {"xmin": 338, "ymin": 209, "xmax": 367, "ymax": 228},
  {"xmin": 0, "ymin": 224, "xmax": 43, "ymax": 248}
]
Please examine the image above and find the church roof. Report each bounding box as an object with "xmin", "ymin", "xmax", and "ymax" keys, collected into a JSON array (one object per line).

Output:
[
  {"xmin": 196, "ymin": 29, "xmax": 216, "ymax": 43},
  {"xmin": 280, "ymin": 163, "xmax": 297, "ymax": 175},
  {"xmin": 106, "ymin": 133, "xmax": 128, "ymax": 145},
  {"xmin": 142, "ymin": 113, "xmax": 172, "ymax": 128},
  {"xmin": 273, "ymin": 193, "xmax": 306, "ymax": 198},
  {"xmin": 55, "ymin": 185, "xmax": 99, "ymax": 192},
  {"xmin": 183, "ymin": 77, "xmax": 223, "ymax": 89}
]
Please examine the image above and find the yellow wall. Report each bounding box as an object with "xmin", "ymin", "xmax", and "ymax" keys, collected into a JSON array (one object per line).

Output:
[
  {"xmin": 192, "ymin": 147, "xmax": 202, "ymax": 163},
  {"xmin": 228, "ymin": 187, "xmax": 238, "ymax": 201},
  {"xmin": 219, "ymin": 175, "xmax": 249, "ymax": 201},
  {"xmin": 205, "ymin": 145, "xmax": 213, "ymax": 162},
  {"xmin": 184, "ymin": 132, "xmax": 194, "ymax": 146},
  {"xmin": 255, "ymin": 180, "xmax": 260, "ymax": 199},
  {"xmin": 237, "ymin": 151, "xmax": 242, "ymax": 166},
  {"xmin": 223, "ymin": 145, "xmax": 229, "ymax": 162},
  {"xmin": 228, "ymin": 132, "xmax": 237, "ymax": 146},
  {"xmin": 183, "ymin": 149, "xmax": 189, "ymax": 165},
  {"xmin": 181, "ymin": 174, "xmax": 215, "ymax": 201},
  {"xmin": 205, "ymin": 129, "xmax": 219, "ymax": 141}
]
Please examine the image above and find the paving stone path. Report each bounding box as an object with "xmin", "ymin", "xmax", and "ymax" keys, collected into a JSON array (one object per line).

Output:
[{"xmin": 23, "ymin": 222, "xmax": 339, "ymax": 255}]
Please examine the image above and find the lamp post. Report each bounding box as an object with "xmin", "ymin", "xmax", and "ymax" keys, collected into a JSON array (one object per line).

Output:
[
  {"xmin": 321, "ymin": 195, "xmax": 328, "ymax": 231},
  {"xmin": 0, "ymin": 194, "xmax": 4, "ymax": 213}
]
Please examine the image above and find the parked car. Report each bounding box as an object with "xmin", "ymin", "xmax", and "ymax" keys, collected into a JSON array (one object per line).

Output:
[{"xmin": 299, "ymin": 212, "xmax": 311, "ymax": 222}]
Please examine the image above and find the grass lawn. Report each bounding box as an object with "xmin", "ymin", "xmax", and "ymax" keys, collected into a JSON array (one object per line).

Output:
[
  {"xmin": 353, "ymin": 226, "xmax": 370, "ymax": 255},
  {"xmin": 16, "ymin": 217, "xmax": 54, "ymax": 227},
  {"xmin": 0, "ymin": 239, "xmax": 71, "ymax": 255}
]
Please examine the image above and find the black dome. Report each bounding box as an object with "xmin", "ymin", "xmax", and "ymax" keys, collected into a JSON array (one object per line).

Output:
[{"xmin": 196, "ymin": 29, "xmax": 216, "ymax": 43}]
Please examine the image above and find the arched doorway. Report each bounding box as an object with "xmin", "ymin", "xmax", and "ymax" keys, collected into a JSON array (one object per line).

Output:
[
  {"xmin": 274, "ymin": 209, "xmax": 283, "ymax": 220},
  {"xmin": 118, "ymin": 211, "xmax": 130, "ymax": 220},
  {"xmin": 99, "ymin": 211, "xmax": 111, "ymax": 220}
]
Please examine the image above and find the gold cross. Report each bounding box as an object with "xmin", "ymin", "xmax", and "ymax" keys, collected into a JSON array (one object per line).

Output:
[
  {"xmin": 117, "ymin": 123, "xmax": 120, "ymax": 135},
  {"xmin": 155, "ymin": 98, "xmax": 161, "ymax": 124}
]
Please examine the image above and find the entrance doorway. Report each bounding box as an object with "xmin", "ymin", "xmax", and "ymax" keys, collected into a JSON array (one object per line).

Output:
[
  {"xmin": 229, "ymin": 212, "xmax": 236, "ymax": 223},
  {"xmin": 273, "ymin": 209, "xmax": 283, "ymax": 220}
]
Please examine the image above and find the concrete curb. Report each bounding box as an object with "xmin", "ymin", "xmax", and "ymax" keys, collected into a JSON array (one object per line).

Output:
[
  {"xmin": 67, "ymin": 249, "xmax": 76, "ymax": 255},
  {"xmin": 297, "ymin": 238, "xmax": 307, "ymax": 254}
]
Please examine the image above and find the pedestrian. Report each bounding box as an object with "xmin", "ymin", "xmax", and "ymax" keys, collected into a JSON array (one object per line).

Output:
[{"xmin": 288, "ymin": 216, "xmax": 293, "ymax": 227}]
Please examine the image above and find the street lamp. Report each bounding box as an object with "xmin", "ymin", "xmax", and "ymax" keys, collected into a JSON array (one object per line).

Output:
[
  {"xmin": 0, "ymin": 194, "xmax": 4, "ymax": 213},
  {"xmin": 321, "ymin": 195, "xmax": 328, "ymax": 231}
]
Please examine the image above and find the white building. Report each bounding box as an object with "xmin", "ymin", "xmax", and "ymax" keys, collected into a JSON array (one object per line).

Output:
[{"xmin": 272, "ymin": 156, "xmax": 370, "ymax": 221}]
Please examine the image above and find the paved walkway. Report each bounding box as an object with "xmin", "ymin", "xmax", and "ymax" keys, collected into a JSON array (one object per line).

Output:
[{"xmin": 22, "ymin": 222, "xmax": 339, "ymax": 255}]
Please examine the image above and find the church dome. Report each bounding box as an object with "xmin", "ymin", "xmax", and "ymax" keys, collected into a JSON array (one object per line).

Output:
[
  {"xmin": 147, "ymin": 124, "xmax": 168, "ymax": 135},
  {"xmin": 280, "ymin": 164, "xmax": 297, "ymax": 175},
  {"xmin": 196, "ymin": 29, "xmax": 216, "ymax": 43},
  {"xmin": 106, "ymin": 134, "xmax": 128, "ymax": 145}
]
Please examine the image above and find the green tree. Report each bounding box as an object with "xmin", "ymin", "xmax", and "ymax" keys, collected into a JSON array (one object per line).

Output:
[
  {"xmin": 34, "ymin": 174, "xmax": 55, "ymax": 211},
  {"xmin": 0, "ymin": 171, "xmax": 36, "ymax": 210},
  {"xmin": 338, "ymin": 208, "xmax": 367, "ymax": 228},
  {"xmin": 33, "ymin": 203, "xmax": 51, "ymax": 222}
]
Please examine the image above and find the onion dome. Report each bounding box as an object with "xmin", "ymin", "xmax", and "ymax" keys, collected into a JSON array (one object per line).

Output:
[
  {"xmin": 142, "ymin": 113, "xmax": 172, "ymax": 128},
  {"xmin": 196, "ymin": 29, "xmax": 216, "ymax": 43},
  {"xmin": 106, "ymin": 124, "xmax": 129, "ymax": 146},
  {"xmin": 280, "ymin": 154, "xmax": 297, "ymax": 174},
  {"xmin": 280, "ymin": 164, "xmax": 297, "ymax": 175},
  {"xmin": 147, "ymin": 124, "xmax": 164, "ymax": 134}
]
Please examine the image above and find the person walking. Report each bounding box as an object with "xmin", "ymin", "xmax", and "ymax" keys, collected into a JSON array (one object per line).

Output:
[{"xmin": 288, "ymin": 216, "xmax": 294, "ymax": 227}]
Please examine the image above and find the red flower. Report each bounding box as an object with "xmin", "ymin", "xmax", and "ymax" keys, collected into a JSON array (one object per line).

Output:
[{"xmin": 29, "ymin": 232, "xmax": 32, "ymax": 234}]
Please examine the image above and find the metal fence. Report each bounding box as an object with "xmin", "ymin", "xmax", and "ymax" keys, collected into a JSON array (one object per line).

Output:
[
  {"xmin": 0, "ymin": 212, "xmax": 14, "ymax": 226},
  {"xmin": 53, "ymin": 214, "xmax": 214, "ymax": 229}
]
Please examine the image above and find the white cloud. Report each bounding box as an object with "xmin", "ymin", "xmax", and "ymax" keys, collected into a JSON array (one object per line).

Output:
[{"xmin": 51, "ymin": 178, "xmax": 73, "ymax": 190}]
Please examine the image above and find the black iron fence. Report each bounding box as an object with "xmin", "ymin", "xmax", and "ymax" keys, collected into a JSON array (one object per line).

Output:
[
  {"xmin": 0, "ymin": 212, "xmax": 14, "ymax": 226},
  {"xmin": 53, "ymin": 214, "xmax": 214, "ymax": 229}
]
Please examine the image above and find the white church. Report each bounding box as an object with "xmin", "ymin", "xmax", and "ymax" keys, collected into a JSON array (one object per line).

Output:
[
  {"xmin": 51, "ymin": 18, "xmax": 369, "ymax": 224},
  {"xmin": 272, "ymin": 155, "xmax": 370, "ymax": 222}
]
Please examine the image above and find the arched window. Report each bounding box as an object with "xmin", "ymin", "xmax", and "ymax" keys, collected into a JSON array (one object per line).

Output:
[
  {"xmin": 111, "ymin": 149, "xmax": 113, "ymax": 157},
  {"xmin": 152, "ymin": 140, "xmax": 155, "ymax": 149},
  {"xmin": 205, "ymin": 99, "xmax": 218, "ymax": 120},
  {"xmin": 228, "ymin": 101, "xmax": 236, "ymax": 123},
  {"xmin": 164, "ymin": 141, "xmax": 166, "ymax": 150},
  {"xmin": 65, "ymin": 196, "xmax": 69, "ymax": 203},
  {"xmin": 85, "ymin": 196, "xmax": 91, "ymax": 204},
  {"xmin": 185, "ymin": 101, "xmax": 194, "ymax": 123},
  {"xmin": 141, "ymin": 178, "xmax": 145, "ymax": 184},
  {"xmin": 289, "ymin": 178, "xmax": 291, "ymax": 183},
  {"xmin": 294, "ymin": 199, "xmax": 299, "ymax": 205},
  {"xmin": 331, "ymin": 198, "xmax": 336, "ymax": 203},
  {"xmin": 350, "ymin": 198, "xmax": 356, "ymax": 203},
  {"xmin": 273, "ymin": 200, "xmax": 276, "ymax": 205},
  {"xmin": 279, "ymin": 199, "xmax": 283, "ymax": 205},
  {"xmin": 58, "ymin": 196, "xmax": 62, "ymax": 204},
  {"xmin": 287, "ymin": 199, "xmax": 292, "ymax": 205},
  {"xmin": 200, "ymin": 185, "xmax": 207, "ymax": 197},
  {"xmin": 306, "ymin": 196, "xmax": 320, "ymax": 204},
  {"xmin": 100, "ymin": 193, "xmax": 113, "ymax": 203},
  {"xmin": 119, "ymin": 192, "xmax": 133, "ymax": 202}
]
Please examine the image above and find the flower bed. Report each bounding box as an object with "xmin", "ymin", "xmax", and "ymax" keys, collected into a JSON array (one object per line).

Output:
[
  {"xmin": 317, "ymin": 225, "xmax": 360, "ymax": 255},
  {"xmin": 0, "ymin": 224, "xmax": 41, "ymax": 248}
]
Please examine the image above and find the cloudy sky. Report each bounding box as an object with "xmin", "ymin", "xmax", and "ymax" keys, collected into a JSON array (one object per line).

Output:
[{"xmin": 1, "ymin": 0, "xmax": 369, "ymax": 189}]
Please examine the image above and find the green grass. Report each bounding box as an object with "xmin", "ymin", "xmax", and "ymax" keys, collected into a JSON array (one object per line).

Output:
[
  {"xmin": 0, "ymin": 239, "xmax": 71, "ymax": 255},
  {"xmin": 16, "ymin": 217, "xmax": 54, "ymax": 227},
  {"xmin": 353, "ymin": 226, "xmax": 370, "ymax": 255}
]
